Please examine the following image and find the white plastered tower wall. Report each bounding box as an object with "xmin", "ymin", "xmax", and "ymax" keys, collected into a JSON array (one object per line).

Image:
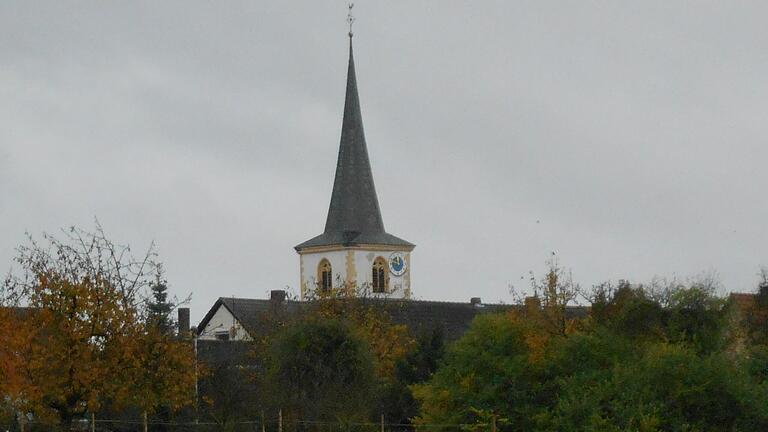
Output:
[{"xmin": 299, "ymin": 246, "xmax": 412, "ymax": 300}]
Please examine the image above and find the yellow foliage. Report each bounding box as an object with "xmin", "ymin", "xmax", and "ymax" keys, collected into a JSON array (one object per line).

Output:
[
  {"xmin": 4, "ymin": 273, "xmax": 197, "ymax": 424},
  {"xmin": 507, "ymin": 305, "xmax": 583, "ymax": 364},
  {"xmin": 410, "ymin": 386, "xmax": 454, "ymax": 427},
  {"xmin": 305, "ymin": 292, "xmax": 414, "ymax": 380},
  {"xmin": 0, "ymin": 307, "xmax": 28, "ymax": 399}
]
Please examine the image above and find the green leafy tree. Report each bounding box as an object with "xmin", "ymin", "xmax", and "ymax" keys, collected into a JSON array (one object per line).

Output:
[
  {"xmin": 412, "ymin": 313, "xmax": 543, "ymax": 431},
  {"xmin": 379, "ymin": 327, "xmax": 446, "ymax": 428},
  {"xmin": 415, "ymin": 275, "xmax": 768, "ymax": 431},
  {"xmin": 263, "ymin": 317, "xmax": 377, "ymax": 425},
  {"xmin": 591, "ymin": 279, "xmax": 727, "ymax": 352},
  {"xmin": 545, "ymin": 343, "xmax": 768, "ymax": 431},
  {"xmin": 736, "ymin": 269, "xmax": 768, "ymax": 346},
  {"xmin": 591, "ymin": 283, "xmax": 665, "ymax": 339},
  {"xmin": 666, "ymin": 283, "xmax": 727, "ymax": 353},
  {"xmin": 198, "ymin": 342, "xmax": 258, "ymax": 430},
  {"xmin": 395, "ymin": 327, "xmax": 445, "ymax": 385}
]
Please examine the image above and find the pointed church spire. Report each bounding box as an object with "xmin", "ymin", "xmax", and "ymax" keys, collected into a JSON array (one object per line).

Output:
[
  {"xmin": 295, "ymin": 19, "xmax": 413, "ymax": 251},
  {"xmin": 323, "ymin": 36, "xmax": 385, "ymax": 235}
]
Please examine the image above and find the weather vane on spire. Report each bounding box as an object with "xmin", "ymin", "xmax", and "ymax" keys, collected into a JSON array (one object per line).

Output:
[{"xmin": 347, "ymin": 3, "xmax": 355, "ymax": 38}]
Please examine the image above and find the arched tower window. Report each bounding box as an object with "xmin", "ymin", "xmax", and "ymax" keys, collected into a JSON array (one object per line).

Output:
[
  {"xmin": 318, "ymin": 259, "xmax": 333, "ymax": 292},
  {"xmin": 372, "ymin": 257, "xmax": 388, "ymax": 294}
]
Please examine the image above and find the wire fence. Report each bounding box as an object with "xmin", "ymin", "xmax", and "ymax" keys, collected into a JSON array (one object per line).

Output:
[{"xmin": 3, "ymin": 417, "xmax": 477, "ymax": 432}]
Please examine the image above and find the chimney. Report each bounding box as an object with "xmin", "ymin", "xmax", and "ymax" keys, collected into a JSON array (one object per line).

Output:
[
  {"xmin": 470, "ymin": 297, "xmax": 482, "ymax": 306},
  {"xmin": 178, "ymin": 308, "xmax": 190, "ymax": 336},
  {"xmin": 270, "ymin": 290, "xmax": 287, "ymax": 304}
]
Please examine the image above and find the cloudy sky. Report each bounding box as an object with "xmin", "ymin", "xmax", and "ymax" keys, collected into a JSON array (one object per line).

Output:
[{"xmin": 2, "ymin": 1, "xmax": 767, "ymax": 322}]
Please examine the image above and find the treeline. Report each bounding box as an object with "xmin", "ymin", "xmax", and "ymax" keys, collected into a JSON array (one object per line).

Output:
[
  {"xmin": 3, "ymin": 227, "xmax": 768, "ymax": 431},
  {"xmin": 200, "ymin": 266, "xmax": 768, "ymax": 431},
  {"xmin": 415, "ymin": 278, "xmax": 768, "ymax": 431}
]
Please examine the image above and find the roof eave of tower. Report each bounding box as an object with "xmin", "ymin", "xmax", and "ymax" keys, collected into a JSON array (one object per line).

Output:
[{"xmin": 294, "ymin": 231, "xmax": 415, "ymax": 252}]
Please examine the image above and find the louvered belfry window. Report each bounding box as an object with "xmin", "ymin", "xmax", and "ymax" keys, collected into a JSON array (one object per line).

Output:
[
  {"xmin": 372, "ymin": 257, "xmax": 387, "ymax": 293},
  {"xmin": 318, "ymin": 259, "xmax": 332, "ymax": 292}
]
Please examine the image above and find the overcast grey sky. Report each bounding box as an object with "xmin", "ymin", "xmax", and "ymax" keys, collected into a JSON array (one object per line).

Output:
[{"xmin": 2, "ymin": 1, "xmax": 767, "ymax": 323}]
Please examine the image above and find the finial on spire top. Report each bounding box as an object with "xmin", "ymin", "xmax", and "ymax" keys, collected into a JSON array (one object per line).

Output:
[{"xmin": 347, "ymin": 3, "xmax": 355, "ymax": 38}]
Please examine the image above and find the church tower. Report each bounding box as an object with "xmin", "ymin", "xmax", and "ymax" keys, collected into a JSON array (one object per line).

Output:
[{"xmin": 295, "ymin": 32, "xmax": 414, "ymax": 299}]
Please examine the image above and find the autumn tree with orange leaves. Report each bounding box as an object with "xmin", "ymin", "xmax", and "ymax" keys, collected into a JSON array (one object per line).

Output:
[
  {"xmin": 0, "ymin": 305, "xmax": 28, "ymax": 424},
  {"xmin": 0, "ymin": 225, "xmax": 197, "ymax": 430}
]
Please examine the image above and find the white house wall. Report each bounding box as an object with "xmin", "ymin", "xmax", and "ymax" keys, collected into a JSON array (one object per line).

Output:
[{"xmin": 197, "ymin": 303, "xmax": 252, "ymax": 341}]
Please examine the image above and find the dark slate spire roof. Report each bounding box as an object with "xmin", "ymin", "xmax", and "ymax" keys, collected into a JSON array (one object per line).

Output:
[{"xmin": 295, "ymin": 39, "xmax": 413, "ymax": 251}]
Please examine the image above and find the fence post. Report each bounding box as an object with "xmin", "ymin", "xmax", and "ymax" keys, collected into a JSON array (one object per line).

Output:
[
  {"xmin": 18, "ymin": 415, "xmax": 25, "ymax": 432},
  {"xmin": 91, "ymin": 412, "xmax": 96, "ymax": 432},
  {"xmin": 491, "ymin": 414, "xmax": 497, "ymax": 432},
  {"xmin": 278, "ymin": 409, "xmax": 283, "ymax": 432},
  {"xmin": 381, "ymin": 414, "xmax": 384, "ymax": 432},
  {"xmin": 143, "ymin": 411, "xmax": 148, "ymax": 432},
  {"xmin": 262, "ymin": 410, "xmax": 266, "ymax": 432}
]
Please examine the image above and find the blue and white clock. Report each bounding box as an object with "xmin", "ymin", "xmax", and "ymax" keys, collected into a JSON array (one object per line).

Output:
[{"xmin": 388, "ymin": 252, "xmax": 407, "ymax": 276}]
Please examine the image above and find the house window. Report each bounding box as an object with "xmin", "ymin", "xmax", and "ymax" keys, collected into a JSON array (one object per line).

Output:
[
  {"xmin": 318, "ymin": 259, "xmax": 333, "ymax": 292},
  {"xmin": 215, "ymin": 330, "xmax": 230, "ymax": 341},
  {"xmin": 372, "ymin": 257, "xmax": 388, "ymax": 293}
]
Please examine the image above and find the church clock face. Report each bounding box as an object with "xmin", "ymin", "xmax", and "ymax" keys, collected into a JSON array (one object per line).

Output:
[{"xmin": 388, "ymin": 252, "xmax": 407, "ymax": 276}]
